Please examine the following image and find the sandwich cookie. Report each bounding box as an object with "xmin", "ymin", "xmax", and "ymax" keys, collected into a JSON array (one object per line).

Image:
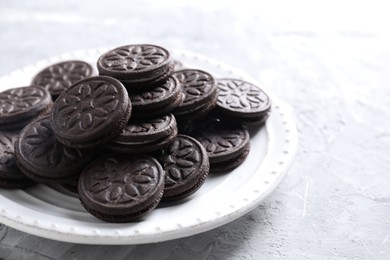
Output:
[
  {"xmin": 50, "ymin": 76, "xmax": 131, "ymax": 149},
  {"xmin": 0, "ymin": 131, "xmax": 35, "ymax": 188},
  {"xmin": 15, "ymin": 116, "xmax": 96, "ymax": 184},
  {"xmin": 0, "ymin": 86, "xmax": 52, "ymax": 130},
  {"xmin": 32, "ymin": 60, "xmax": 93, "ymax": 99},
  {"xmin": 128, "ymin": 76, "xmax": 183, "ymax": 118},
  {"xmin": 214, "ymin": 79, "xmax": 271, "ymax": 125},
  {"xmin": 78, "ymin": 154, "xmax": 165, "ymax": 222},
  {"xmin": 159, "ymin": 134, "xmax": 209, "ymax": 201},
  {"xmin": 97, "ymin": 44, "xmax": 173, "ymax": 89},
  {"xmin": 106, "ymin": 114, "xmax": 178, "ymax": 154},
  {"xmin": 172, "ymin": 69, "xmax": 218, "ymax": 121},
  {"xmin": 186, "ymin": 118, "xmax": 250, "ymax": 173}
]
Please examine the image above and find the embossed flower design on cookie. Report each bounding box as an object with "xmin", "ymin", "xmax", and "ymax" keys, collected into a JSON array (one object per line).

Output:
[
  {"xmin": 130, "ymin": 80, "xmax": 173, "ymax": 104},
  {"xmin": 217, "ymin": 79, "xmax": 270, "ymax": 112},
  {"xmin": 163, "ymin": 138, "xmax": 198, "ymax": 187},
  {"xmin": 103, "ymin": 45, "xmax": 167, "ymax": 71},
  {"xmin": 32, "ymin": 61, "xmax": 93, "ymax": 93},
  {"xmin": 124, "ymin": 117, "xmax": 167, "ymax": 134},
  {"xmin": 0, "ymin": 88, "xmax": 45, "ymax": 114},
  {"xmin": 56, "ymin": 82, "xmax": 118, "ymax": 131},
  {"xmin": 25, "ymin": 120, "xmax": 83, "ymax": 166},
  {"xmin": 88, "ymin": 158, "xmax": 158, "ymax": 204},
  {"xmin": 0, "ymin": 134, "xmax": 16, "ymax": 167},
  {"xmin": 197, "ymin": 132, "xmax": 244, "ymax": 156},
  {"xmin": 174, "ymin": 69, "xmax": 215, "ymax": 105}
]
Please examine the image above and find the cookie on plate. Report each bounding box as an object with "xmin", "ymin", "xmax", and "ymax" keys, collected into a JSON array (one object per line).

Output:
[
  {"xmin": 78, "ymin": 154, "xmax": 165, "ymax": 222},
  {"xmin": 128, "ymin": 76, "xmax": 183, "ymax": 118},
  {"xmin": 97, "ymin": 44, "xmax": 173, "ymax": 89},
  {"xmin": 0, "ymin": 131, "xmax": 35, "ymax": 188},
  {"xmin": 106, "ymin": 113, "xmax": 178, "ymax": 154},
  {"xmin": 15, "ymin": 116, "xmax": 97, "ymax": 184},
  {"xmin": 0, "ymin": 86, "xmax": 52, "ymax": 130},
  {"xmin": 183, "ymin": 118, "xmax": 250, "ymax": 173},
  {"xmin": 50, "ymin": 76, "xmax": 131, "ymax": 149},
  {"xmin": 31, "ymin": 60, "xmax": 93, "ymax": 99},
  {"xmin": 214, "ymin": 79, "xmax": 271, "ymax": 125},
  {"xmin": 172, "ymin": 69, "xmax": 218, "ymax": 121},
  {"xmin": 159, "ymin": 134, "xmax": 209, "ymax": 201}
]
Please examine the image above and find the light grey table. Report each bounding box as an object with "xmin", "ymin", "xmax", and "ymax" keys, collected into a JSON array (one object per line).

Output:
[{"xmin": 1, "ymin": 0, "xmax": 389, "ymax": 259}]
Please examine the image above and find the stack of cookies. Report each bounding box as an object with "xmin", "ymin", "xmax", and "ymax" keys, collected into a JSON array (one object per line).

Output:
[{"xmin": 0, "ymin": 44, "xmax": 271, "ymax": 223}]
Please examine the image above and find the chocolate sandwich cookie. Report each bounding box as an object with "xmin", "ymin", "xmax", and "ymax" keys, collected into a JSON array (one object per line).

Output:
[
  {"xmin": 159, "ymin": 134, "xmax": 209, "ymax": 201},
  {"xmin": 106, "ymin": 114, "xmax": 178, "ymax": 154},
  {"xmin": 0, "ymin": 131, "xmax": 35, "ymax": 188},
  {"xmin": 129, "ymin": 76, "xmax": 183, "ymax": 118},
  {"xmin": 186, "ymin": 119, "xmax": 250, "ymax": 173},
  {"xmin": 32, "ymin": 60, "xmax": 93, "ymax": 99},
  {"xmin": 97, "ymin": 44, "xmax": 173, "ymax": 88},
  {"xmin": 214, "ymin": 79, "xmax": 271, "ymax": 125},
  {"xmin": 15, "ymin": 116, "xmax": 96, "ymax": 184},
  {"xmin": 78, "ymin": 154, "xmax": 165, "ymax": 222},
  {"xmin": 50, "ymin": 76, "xmax": 131, "ymax": 149},
  {"xmin": 172, "ymin": 69, "xmax": 218, "ymax": 121},
  {"xmin": 0, "ymin": 86, "xmax": 52, "ymax": 130}
]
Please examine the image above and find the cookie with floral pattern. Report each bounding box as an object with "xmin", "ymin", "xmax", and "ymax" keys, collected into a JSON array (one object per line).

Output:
[
  {"xmin": 214, "ymin": 79, "xmax": 271, "ymax": 125},
  {"xmin": 159, "ymin": 134, "xmax": 209, "ymax": 201},
  {"xmin": 172, "ymin": 69, "xmax": 218, "ymax": 121},
  {"xmin": 184, "ymin": 118, "xmax": 250, "ymax": 173},
  {"xmin": 78, "ymin": 153, "xmax": 165, "ymax": 222},
  {"xmin": 0, "ymin": 86, "xmax": 52, "ymax": 130},
  {"xmin": 128, "ymin": 76, "xmax": 183, "ymax": 118},
  {"xmin": 106, "ymin": 113, "xmax": 178, "ymax": 154},
  {"xmin": 50, "ymin": 76, "xmax": 132, "ymax": 149},
  {"xmin": 32, "ymin": 60, "xmax": 93, "ymax": 99},
  {"xmin": 97, "ymin": 44, "xmax": 173, "ymax": 88},
  {"xmin": 15, "ymin": 116, "xmax": 96, "ymax": 184},
  {"xmin": 0, "ymin": 130, "xmax": 35, "ymax": 188}
]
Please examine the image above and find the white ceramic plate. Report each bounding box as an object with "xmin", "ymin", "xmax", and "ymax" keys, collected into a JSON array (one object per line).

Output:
[{"xmin": 0, "ymin": 48, "xmax": 298, "ymax": 245}]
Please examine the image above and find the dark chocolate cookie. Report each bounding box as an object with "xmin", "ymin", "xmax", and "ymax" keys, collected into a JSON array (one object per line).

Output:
[
  {"xmin": 97, "ymin": 44, "xmax": 173, "ymax": 84},
  {"xmin": 78, "ymin": 154, "xmax": 165, "ymax": 222},
  {"xmin": 31, "ymin": 60, "xmax": 93, "ymax": 99},
  {"xmin": 0, "ymin": 131, "xmax": 35, "ymax": 188},
  {"xmin": 159, "ymin": 134, "xmax": 209, "ymax": 201},
  {"xmin": 185, "ymin": 119, "xmax": 250, "ymax": 173},
  {"xmin": 129, "ymin": 76, "xmax": 182, "ymax": 118},
  {"xmin": 0, "ymin": 86, "xmax": 52, "ymax": 130},
  {"xmin": 215, "ymin": 79, "xmax": 271, "ymax": 124},
  {"xmin": 106, "ymin": 114, "xmax": 178, "ymax": 154},
  {"xmin": 172, "ymin": 69, "xmax": 217, "ymax": 120},
  {"xmin": 50, "ymin": 76, "xmax": 131, "ymax": 149},
  {"xmin": 15, "ymin": 116, "xmax": 96, "ymax": 184}
]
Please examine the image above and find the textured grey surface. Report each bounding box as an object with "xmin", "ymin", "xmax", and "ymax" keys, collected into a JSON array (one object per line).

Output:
[{"xmin": 1, "ymin": 0, "xmax": 390, "ymax": 259}]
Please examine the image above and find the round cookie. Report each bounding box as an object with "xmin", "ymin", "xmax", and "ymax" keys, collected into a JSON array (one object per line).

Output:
[
  {"xmin": 214, "ymin": 79, "xmax": 271, "ymax": 125},
  {"xmin": 106, "ymin": 114, "xmax": 178, "ymax": 154},
  {"xmin": 172, "ymin": 69, "xmax": 217, "ymax": 121},
  {"xmin": 50, "ymin": 76, "xmax": 131, "ymax": 149},
  {"xmin": 0, "ymin": 86, "xmax": 52, "ymax": 130},
  {"xmin": 15, "ymin": 116, "xmax": 97, "ymax": 184},
  {"xmin": 159, "ymin": 134, "xmax": 209, "ymax": 201},
  {"xmin": 78, "ymin": 154, "xmax": 165, "ymax": 222},
  {"xmin": 31, "ymin": 60, "xmax": 93, "ymax": 99},
  {"xmin": 97, "ymin": 44, "xmax": 173, "ymax": 86},
  {"xmin": 185, "ymin": 118, "xmax": 250, "ymax": 173},
  {"xmin": 0, "ymin": 131, "xmax": 35, "ymax": 188},
  {"xmin": 129, "ymin": 76, "xmax": 182, "ymax": 118}
]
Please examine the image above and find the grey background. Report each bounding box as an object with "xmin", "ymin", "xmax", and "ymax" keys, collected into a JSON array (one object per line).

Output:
[{"xmin": 1, "ymin": 0, "xmax": 390, "ymax": 259}]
